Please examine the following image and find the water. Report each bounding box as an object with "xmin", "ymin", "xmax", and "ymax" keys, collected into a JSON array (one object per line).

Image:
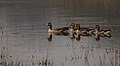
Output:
[{"xmin": 0, "ymin": 0, "xmax": 120, "ymax": 66}]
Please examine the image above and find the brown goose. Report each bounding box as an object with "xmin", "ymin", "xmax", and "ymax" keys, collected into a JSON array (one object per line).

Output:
[
  {"xmin": 47, "ymin": 22, "xmax": 71, "ymax": 36},
  {"xmin": 95, "ymin": 25, "xmax": 111, "ymax": 37},
  {"xmin": 69, "ymin": 23, "xmax": 76, "ymax": 33},
  {"xmin": 75, "ymin": 24, "xmax": 94, "ymax": 36},
  {"xmin": 47, "ymin": 22, "xmax": 69, "ymax": 33}
]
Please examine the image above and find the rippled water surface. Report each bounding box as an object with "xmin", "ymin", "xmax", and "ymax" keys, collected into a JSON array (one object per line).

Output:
[{"xmin": 0, "ymin": 0, "xmax": 120, "ymax": 66}]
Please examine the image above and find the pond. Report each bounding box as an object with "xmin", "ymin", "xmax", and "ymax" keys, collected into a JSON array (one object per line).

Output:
[{"xmin": 0, "ymin": 1, "xmax": 120, "ymax": 66}]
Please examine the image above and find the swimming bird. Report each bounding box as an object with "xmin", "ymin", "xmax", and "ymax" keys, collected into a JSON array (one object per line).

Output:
[
  {"xmin": 75, "ymin": 24, "xmax": 94, "ymax": 36},
  {"xmin": 95, "ymin": 25, "xmax": 111, "ymax": 37},
  {"xmin": 47, "ymin": 22, "xmax": 69, "ymax": 33},
  {"xmin": 47, "ymin": 22, "xmax": 70, "ymax": 36},
  {"xmin": 69, "ymin": 23, "xmax": 76, "ymax": 33}
]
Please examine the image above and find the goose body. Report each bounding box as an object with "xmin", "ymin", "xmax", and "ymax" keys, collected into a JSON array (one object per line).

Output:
[{"xmin": 47, "ymin": 22, "xmax": 69, "ymax": 33}]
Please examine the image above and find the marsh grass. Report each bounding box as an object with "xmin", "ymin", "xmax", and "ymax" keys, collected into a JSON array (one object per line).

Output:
[
  {"xmin": 0, "ymin": 46, "xmax": 119, "ymax": 66},
  {"xmin": 85, "ymin": 47, "xmax": 120, "ymax": 66},
  {"xmin": 0, "ymin": 47, "xmax": 54, "ymax": 66},
  {"xmin": 0, "ymin": 60, "xmax": 23, "ymax": 66}
]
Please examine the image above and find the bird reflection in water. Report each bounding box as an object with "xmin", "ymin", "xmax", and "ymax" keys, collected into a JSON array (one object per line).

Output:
[
  {"xmin": 71, "ymin": 33, "xmax": 81, "ymax": 41},
  {"xmin": 47, "ymin": 33, "xmax": 52, "ymax": 42},
  {"xmin": 75, "ymin": 34, "xmax": 81, "ymax": 41},
  {"xmin": 70, "ymin": 33, "xmax": 76, "ymax": 41},
  {"xmin": 95, "ymin": 33, "xmax": 111, "ymax": 41},
  {"xmin": 47, "ymin": 31, "xmax": 111, "ymax": 42},
  {"xmin": 47, "ymin": 32, "xmax": 70, "ymax": 42},
  {"xmin": 47, "ymin": 32, "xmax": 81, "ymax": 42}
]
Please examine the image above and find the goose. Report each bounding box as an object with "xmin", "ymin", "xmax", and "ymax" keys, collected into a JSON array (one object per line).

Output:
[
  {"xmin": 75, "ymin": 24, "xmax": 94, "ymax": 36},
  {"xmin": 47, "ymin": 22, "xmax": 69, "ymax": 33},
  {"xmin": 95, "ymin": 25, "xmax": 111, "ymax": 37},
  {"xmin": 69, "ymin": 23, "xmax": 76, "ymax": 33}
]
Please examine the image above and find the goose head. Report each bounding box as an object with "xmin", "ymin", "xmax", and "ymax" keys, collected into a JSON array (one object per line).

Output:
[
  {"xmin": 47, "ymin": 22, "xmax": 52, "ymax": 29},
  {"xmin": 76, "ymin": 24, "xmax": 80, "ymax": 30},
  {"xmin": 70, "ymin": 23, "xmax": 75, "ymax": 29}
]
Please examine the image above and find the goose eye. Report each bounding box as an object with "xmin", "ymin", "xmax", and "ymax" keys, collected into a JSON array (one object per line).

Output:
[{"xmin": 48, "ymin": 23, "xmax": 51, "ymax": 25}]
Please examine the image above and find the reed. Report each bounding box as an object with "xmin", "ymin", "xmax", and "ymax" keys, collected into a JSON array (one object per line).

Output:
[{"xmin": 0, "ymin": 46, "xmax": 119, "ymax": 66}]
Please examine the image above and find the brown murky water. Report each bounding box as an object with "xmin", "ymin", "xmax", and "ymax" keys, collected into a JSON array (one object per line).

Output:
[{"xmin": 0, "ymin": 0, "xmax": 120, "ymax": 66}]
